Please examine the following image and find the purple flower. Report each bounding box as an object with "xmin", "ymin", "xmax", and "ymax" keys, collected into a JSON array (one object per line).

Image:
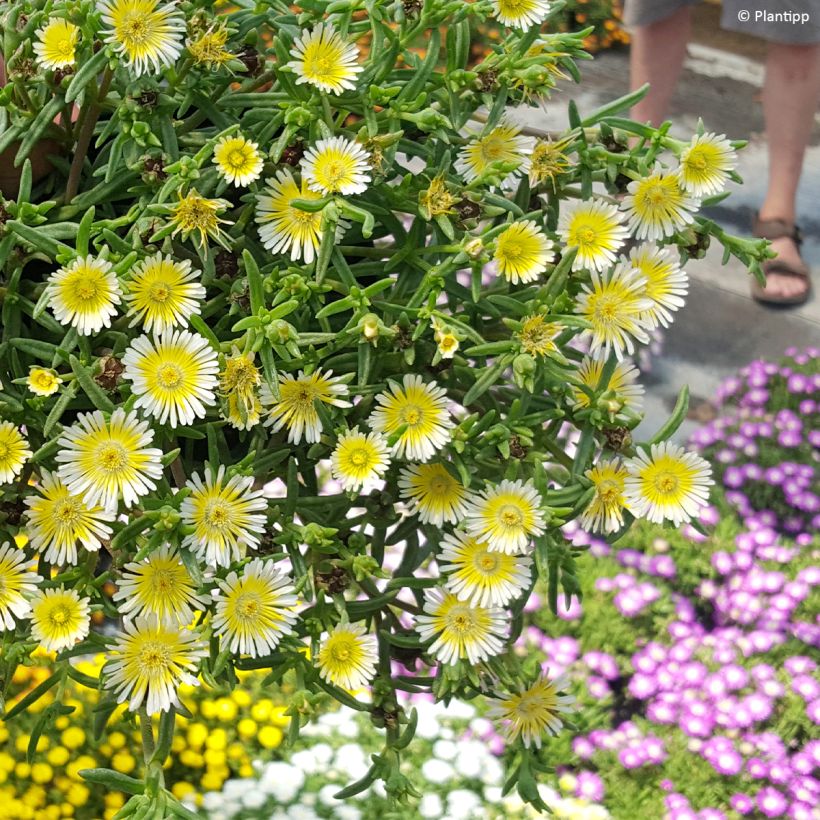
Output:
[
  {"xmin": 575, "ymin": 771, "xmax": 605, "ymax": 803},
  {"xmin": 757, "ymin": 786, "xmax": 788, "ymax": 818},
  {"xmin": 730, "ymin": 793, "xmax": 754, "ymax": 815},
  {"xmin": 711, "ymin": 748, "xmax": 743, "ymax": 776}
]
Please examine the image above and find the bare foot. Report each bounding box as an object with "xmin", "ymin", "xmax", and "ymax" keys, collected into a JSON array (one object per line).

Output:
[{"xmin": 758, "ymin": 236, "xmax": 810, "ymax": 302}]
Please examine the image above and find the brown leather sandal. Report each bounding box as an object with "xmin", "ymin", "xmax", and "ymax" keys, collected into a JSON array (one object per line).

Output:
[{"xmin": 751, "ymin": 215, "xmax": 812, "ymax": 307}]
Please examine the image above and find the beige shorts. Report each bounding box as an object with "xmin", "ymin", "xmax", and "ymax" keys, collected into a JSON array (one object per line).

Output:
[{"xmin": 623, "ymin": 0, "xmax": 820, "ymax": 44}]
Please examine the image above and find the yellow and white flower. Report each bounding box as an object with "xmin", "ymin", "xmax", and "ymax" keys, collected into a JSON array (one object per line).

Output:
[
  {"xmin": 492, "ymin": 0, "xmax": 552, "ymax": 28},
  {"xmin": 455, "ymin": 120, "xmax": 533, "ymax": 185},
  {"xmin": 213, "ymin": 559, "xmax": 298, "ymax": 657},
  {"xmin": 213, "ymin": 135, "xmax": 264, "ymax": 187},
  {"xmin": 98, "ymin": 0, "xmax": 185, "ymax": 77},
  {"xmin": 330, "ymin": 427, "xmax": 391, "ymax": 492},
  {"xmin": 180, "ymin": 465, "xmax": 267, "ymax": 568},
  {"xmin": 106, "ymin": 616, "xmax": 206, "ymax": 714},
  {"xmin": 286, "ymin": 23, "xmax": 363, "ymax": 94},
  {"xmin": 415, "ymin": 588, "xmax": 507, "ymax": 665},
  {"xmin": 0, "ymin": 542, "xmax": 42, "ymax": 631},
  {"xmin": 261, "ymin": 369, "xmax": 351, "ymax": 445},
  {"xmin": 55, "ymin": 409, "xmax": 163, "ymax": 511},
  {"xmin": 255, "ymin": 170, "xmax": 326, "ymax": 264},
  {"xmin": 24, "ymin": 471, "xmax": 114, "ymax": 566},
  {"xmin": 573, "ymin": 356, "xmax": 644, "ymax": 415},
  {"xmin": 27, "ymin": 367, "xmax": 62, "ymax": 397},
  {"xmin": 621, "ymin": 167, "xmax": 698, "ymax": 241},
  {"xmin": 168, "ymin": 190, "xmax": 231, "ymax": 248},
  {"xmin": 301, "ymin": 136, "xmax": 371, "ymax": 196},
  {"xmin": 439, "ymin": 530, "xmax": 532, "ymax": 608},
  {"xmin": 219, "ymin": 351, "xmax": 262, "ymax": 431},
  {"xmin": 493, "ymin": 221, "xmax": 554, "ymax": 285},
  {"xmin": 433, "ymin": 321, "xmax": 460, "ymax": 359},
  {"xmin": 464, "ymin": 479, "xmax": 546, "ymax": 555},
  {"xmin": 30, "ymin": 587, "xmax": 90, "ymax": 652},
  {"xmin": 557, "ymin": 199, "xmax": 629, "ymax": 272},
  {"xmin": 629, "ymin": 244, "xmax": 689, "ymax": 329},
  {"xmin": 124, "ymin": 253, "xmax": 205, "ymax": 334},
  {"xmin": 488, "ymin": 672, "xmax": 575, "ymax": 748},
  {"xmin": 517, "ymin": 315, "xmax": 563, "ymax": 357},
  {"xmin": 0, "ymin": 422, "xmax": 32, "ymax": 484},
  {"xmin": 624, "ymin": 441, "xmax": 713, "ymax": 526},
  {"xmin": 398, "ymin": 463, "xmax": 469, "ymax": 526},
  {"xmin": 122, "ymin": 330, "xmax": 219, "ymax": 428},
  {"xmin": 47, "ymin": 255, "xmax": 121, "ymax": 336},
  {"xmin": 113, "ymin": 544, "xmax": 208, "ymax": 625},
  {"xmin": 677, "ymin": 132, "xmax": 737, "ymax": 197},
  {"xmin": 574, "ymin": 263, "xmax": 652, "ymax": 360},
  {"xmin": 317, "ymin": 623, "xmax": 378, "ymax": 690},
  {"xmin": 33, "ymin": 18, "xmax": 80, "ymax": 69},
  {"xmin": 369, "ymin": 375, "xmax": 454, "ymax": 463},
  {"xmin": 580, "ymin": 459, "xmax": 629, "ymax": 534}
]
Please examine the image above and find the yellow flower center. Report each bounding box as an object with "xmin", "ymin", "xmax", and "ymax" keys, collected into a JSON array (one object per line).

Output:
[
  {"xmin": 235, "ymin": 593, "xmax": 261, "ymax": 620},
  {"xmin": 121, "ymin": 13, "xmax": 150, "ymax": 45},
  {"xmin": 98, "ymin": 444, "xmax": 128, "ymax": 473},
  {"xmin": 307, "ymin": 54, "xmax": 334, "ymax": 76},
  {"xmin": 349, "ymin": 448, "xmax": 370, "ymax": 468},
  {"xmin": 428, "ymin": 475, "xmax": 450, "ymax": 495},
  {"xmin": 204, "ymin": 501, "xmax": 230, "ymax": 529},
  {"xmin": 151, "ymin": 569, "xmax": 173, "ymax": 593},
  {"xmin": 594, "ymin": 296, "xmax": 618, "ymax": 322},
  {"xmin": 477, "ymin": 553, "xmax": 499, "ymax": 572},
  {"xmin": 55, "ymin": 499, "xmax": 81, "ymax": 525},
  {"xmin": 148, "ymin": 282, "xmax": 171, "ymax": 303},
  {"xmin": 322, "ymin": 161, "xmax": 347, "ymax": 188},
  {"xmin": 502, "ymin": 241, "xmax": 523, "ymax": 261},
  {"xmin": 329, "ymin": 639, "xmax": 353, "ymax": 662},
  {"xmin": 73, "ymin": 277, "xmax": 99, "ymax": 302},
  {"xmin": 481, "ymin": 136, "xmax": 504, "ymax": 162},
  {"xmin": 579, "ymin": 227, "xmax": 596, "ymax": 245},
  {"xmin": 645, "ymin": 184, "xmax": 667, "ymax": 205},
  {"xmin": 399, "ymin": 404, "xmax": 422, "ymax": 426},
  {"xmin": 49, "ymin": 605, "xmax": 72, "ymax": 625},
  {"xmin": 228, "ymin": 149, "xmax": 247, "ymax": 169},
  {"xmin": 653, "ymin": 472, "xmax": 679, "ymax": 494},
  {"xmin": 499, "ymin": 504, "xmax": 524, "ymax": 527},
  {"xmin": 157, "ymin": 364, "xmax": 184, "ymax": 389},
  {"xmin": 0, "ymin": 443, "xmax": 9, "ymax": 459},
  {"xmin": 139, "ymin": 641, "xmax": 170, "ymax": 671},
  {"xmin": 597, "ymin": 480, "xmax": 621, "ymax": 504},
  {"xmin": 690, "ymin": 154, "xmax": 708, "ymax": 171},
  {"xmin": 449, "ymin": 609, "xmax": 474, "ymax": 633}
]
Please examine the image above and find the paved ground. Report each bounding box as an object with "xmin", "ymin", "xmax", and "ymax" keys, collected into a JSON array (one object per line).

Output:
[{"xmin": 511, "ymin": 18, "xmax": 820, "ymax": 441}]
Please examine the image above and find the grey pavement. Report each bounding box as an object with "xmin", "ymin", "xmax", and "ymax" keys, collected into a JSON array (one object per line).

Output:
[{"xmin": 509, "ymin": 41, "xmax": 820, "ymax": 441}]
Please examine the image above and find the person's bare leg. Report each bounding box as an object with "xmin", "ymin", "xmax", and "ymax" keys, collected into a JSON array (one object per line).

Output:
[
  {"xmin": 629, "ymin": 6, "xmax": 693, "ymax": 126},
  {"xmin": 757, "ymin": 42, "xmax": 820, "ymax": 300}
]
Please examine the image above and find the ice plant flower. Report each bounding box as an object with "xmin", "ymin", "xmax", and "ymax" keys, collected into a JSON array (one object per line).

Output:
[
  {"xmin": 286, "ymin": 23, "xmax": 363, "ymax": 94},
  {"xmin": 168, "ymin": 190, "xmax": 231, "ymax": 248},
  {"xmin": 301, "ymin": 136, "xmax": 371, "ymax": 195},
  {"xmin": 47, "ymin": 255, "xmax": 121, "ymax": 336},
  {"xmin": 574, "ymin": 263, "xmax": 653, "ymax": 360},
  {"xmin": 219, "ymin": 351, "xmax": 262, "ymax": 430},
  {"xmin": 0, "ymin": 542, "xmax": 42, "ymax": 631},
  {"xmin": 628, "ymin": 244, "xmax": 689, "ymax": 329},
  {"xmin": 439, "ymin": 530, "xmax": 532, "ymax": 608},
  {"xmin": 124, "ymin": 253, "xmax": 206, "ymax": 333},
  {"xmin": 98, "ymin": 0, "xmax": 185, "ymax": 77},
  {"xmin": 492, "ymin": 220, "xmax": 554, "ymax": 284},
  {"xmin": 529, "ymin": 138, "xmax": 571, "ymax": 188},
  {"xmin": 330, "ymin": 427, "xmax": 391, "ymax": 492},
  {"xmin": 573, "ymin": 356, "xmax": 644, "ymax": 414},
  {"xmin": 180, "ymin": 465, "xmax": 267, "ymax": 568},
  {"xmin": 517, "ymin": 315, "xmax": 564, "ymax": 357},
  {"xmin": 677, "ymin": 132, "xmax": 737, "ymax": 196},
  {"xmin": 432, "ymin": 319, "xmax": 460, "ymax": 359},
  {"xmin": 186, "ymin": 25, "xmax": 232, "ymax": 68},
  {"xmin": 455, "ymin": 120, "xmax": 532, "ymax": 184},
  {"xmin": 261, "ymin": 369, "xmax": 352, "ymax": 444},
  {"xmin": 24, "ymin": 471, "xmax": 114, "ymax": 566},
  {"xmin": 213, "ymin": 134, "xmax": 264, "ymax": 187},
  {"xmin": 27, "ymin": 367, "xmax": 62, "ymax": 396},
  {"xmin": 488, "ymin": 672, "xmax": 576, "ymax": 748},
  {"xmin": 369, "ymin": 375, "xmax": 454, "ymax": 462},
  {"xmin": 624, "ymin": 441, "xmax": 714, "ymax": 525},
  {"xmin": 464, "ymin": 479, "xmax": 546, "ymax": 554},
  {"xmin": 557, "ymin": 199, "xmax": 629, "ymax": 272},
  {"xmin": 213, "ymin": 559, "xmax": 298, "ymax": 657},
  {"xmin": 316, "ymin": 623, "xmax": 378, "ymax": 690},
  {"xmin": 491, "ymin": 0, "xmax": 552, "ymax": 28},
  {"xmin": 415, "ymin": 588, "xmax": 507, "ymax": 665},
  {"xmin": 106, "ymin": 616, "xmax": 206, "ymax": 714},
  {"xmin": 33, "ymin": 18, "xmax": 80, "ymax": 69},
  {"xmin": 580, "ymin": 459, "xmax": 629, "ymax": 534},
  {"xmin": 621, "ymin": 167, "xmax": 699, "ymax": 241},
  {"xmin": 122, "ymin": 330, "xmax": 219, "ymax": 428},
  {"xmin": 29, "ymin": 587, "xmax": 90, "ymax": 652},
  {"xmin": 0, "ymin": 422, "xmax": 32, "ymax": 484},
  {"xmin": 398, "ymin": 463, "xmax": 470, "ymax": 526},
  {"xmin": 256, "ymin": 170, "xmax": 326, "ymax": 263},
  {"xmin": 113, "ymin": 545, "xmax": 208, "ymax": 625},
  {"xmin": 55, "ymin": 409, "xmax": 163, "ymax": 511}
]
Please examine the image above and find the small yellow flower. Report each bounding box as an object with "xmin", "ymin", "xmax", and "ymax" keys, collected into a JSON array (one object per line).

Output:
[
  {"xmin": 0, "ymin": 542, "xmax": 42, "ymax": 631},
  {"xmin": 493, "ymin": 220, "xmax": 554, "ymax": 285},
  {"xmin": 398, "ymin": 463, "xmax": 469, "ymax": 526},
  {"xmin": 557, "ymin": 199, "xmax": 629, "ymax": 272},
  {"xmin": 33, "ymin": 19, "xmax": 80, "ymax": 69},
  {"xmin": 517, "ymin": 315, "xmax": 563, "ymax": 357},
  {"xmin": 677, "ymin": 132, "xmax": 737, "ymax": 197},
  {"xmin": 455, "ymin": 120, "xmax": 533, "ymax": 186},
  {"xmin": 621, "ymin": 166, "xmax": 698, "ymax": 241},
  {"xmin": 46, "ymin": 255, "xmax": 122, "ymax": 336},
  {"xmin": 219, "ymin": 351, "xmax": 262, "ymax": 431},
  {"xmin": 580, "ymin": 458, "xmax": 629, "ymax": 534},
  {"xmin": 529, "ymin": 139, "xmax": 571, "ymax": 188},
  {"xmin": 0, "ymin": 423, "xmax": 32, "ymax": 485},
  {"xmin": 213, "ymin": 135, "xmax": 263, "ymax": 187},
  {"xmin": 464, "ymin": 479, "xmax": 546, "ymax": 554},
  {"xmin": 432, "ymin": 320, "xmax": 460, "ymax": 359},
  {"xmin": 492, "ymin": 0, "xmax": 552, "ymax": 28},
  {"xmin": 187, "ymin": 25, "xmax": 232, "ymax": 69},
  {"xmin": 316, "ymin": 622, "xmax": 378, "ymax": 690},
  {"xmin": 30, "ymin": 587, "xmax": 91, "ymax": 652},
  {"xmin": 420, "ymin": 175, "xmax": 457, "ymax": 219},
  {"xmin": 301, "ymin": 136, "xmax": 371, "ymax": 196},
  {"xmin": 27, "ymin": 367, "xmax": 62, "ymax": 396},
  {"xmin": 286, "ymin": 23, "xmax": 363, "ymax": 94},
  {"xmin": 168, "ymin": 190, "xmax": 232, "ymax": 248},
  {"xmin": 330, "ymin": 427, "xmax": 391, "ymax": 492}
]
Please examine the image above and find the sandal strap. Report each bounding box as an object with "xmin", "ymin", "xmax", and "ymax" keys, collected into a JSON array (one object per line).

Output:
[{"xmin": 753, "ymin": 214, "xmax": 803, "ymax": 246}]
